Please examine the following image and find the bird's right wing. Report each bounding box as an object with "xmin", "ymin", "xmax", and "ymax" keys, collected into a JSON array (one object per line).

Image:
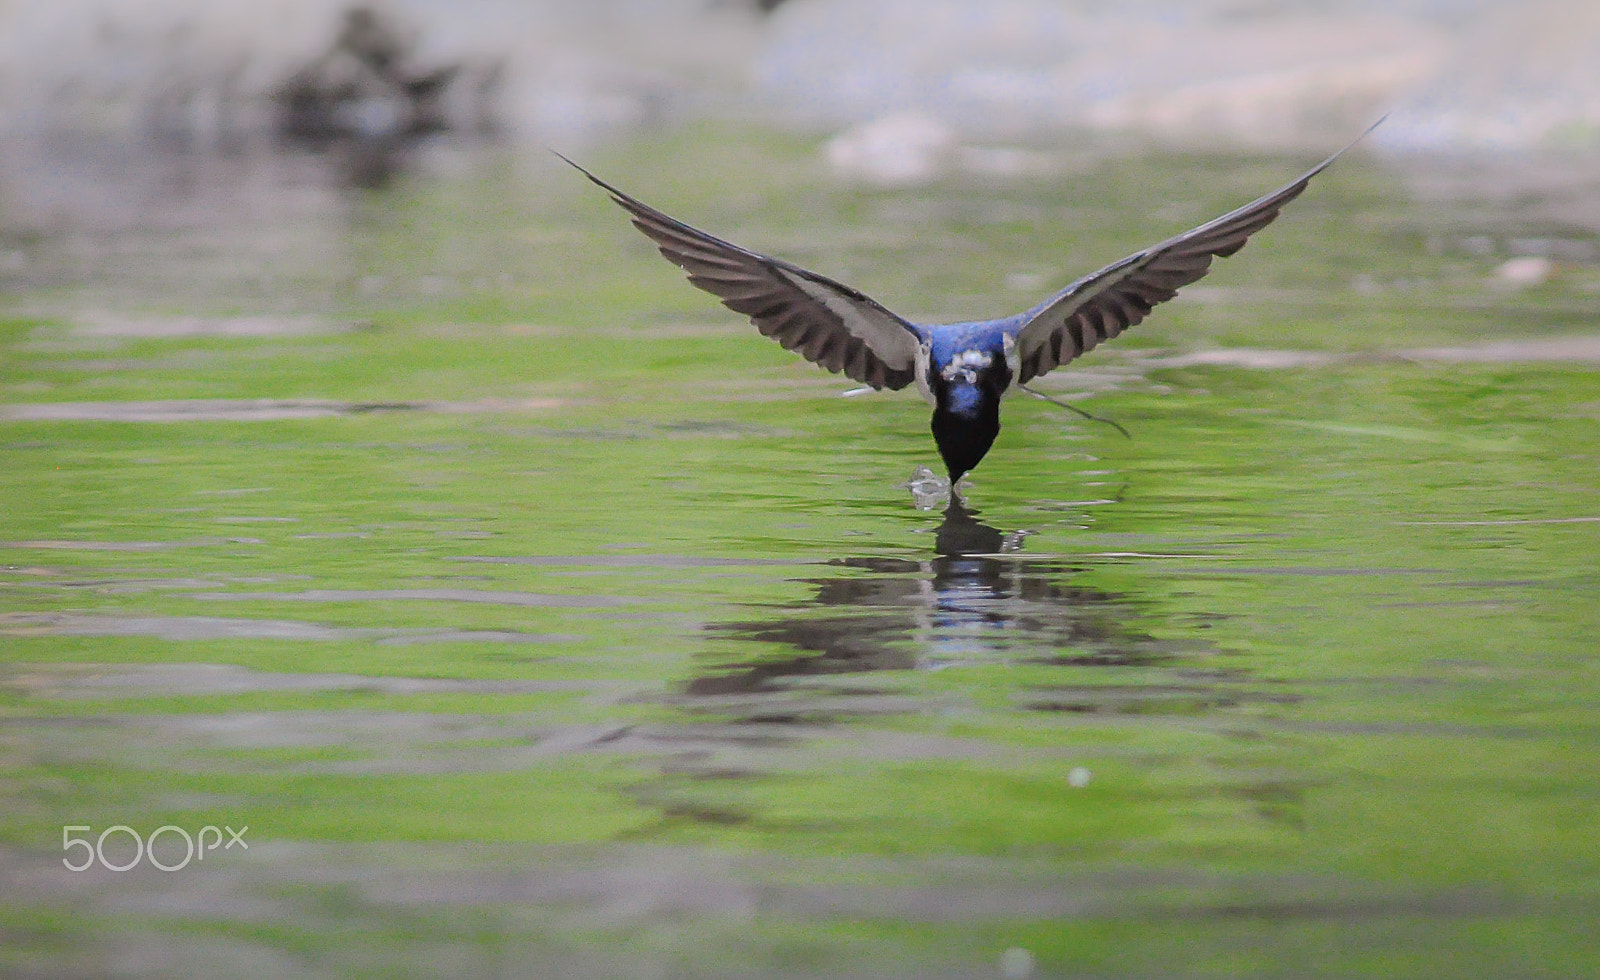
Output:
[{"xmin": 561, "ymin": 154, "xmax": 924, "ymax": 391}]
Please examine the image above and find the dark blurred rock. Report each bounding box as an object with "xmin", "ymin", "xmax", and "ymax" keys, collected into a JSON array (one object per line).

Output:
[{"xmin": 272, "ymin": 5, "xmax": 502, "ymax": 186}]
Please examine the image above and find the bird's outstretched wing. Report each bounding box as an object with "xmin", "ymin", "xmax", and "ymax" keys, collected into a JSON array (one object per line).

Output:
[
  {"xmin": 1012, "ymin": 121, "xmax": 1381, "ymax": 384},
  {"xmin": 560, "ymin": 154, "xmax": 923, "ymax": 391}
]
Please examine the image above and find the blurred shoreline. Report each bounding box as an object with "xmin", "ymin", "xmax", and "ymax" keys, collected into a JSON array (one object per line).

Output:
[
  {"xmin": 1, "ymin": 0, "xmax": 1597, "ymax": 303},
  {"xmin": 1, "ymin": 0, "xmax": 1597, "ymax": 157}
]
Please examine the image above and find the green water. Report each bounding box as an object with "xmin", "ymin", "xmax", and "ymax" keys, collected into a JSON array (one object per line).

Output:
[{"xmin": 2, "ymin": 127, "xmax": 1597, "ymax": 978}]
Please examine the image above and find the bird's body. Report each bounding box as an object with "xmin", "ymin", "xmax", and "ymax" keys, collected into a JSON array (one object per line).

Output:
[
  {"xmin": 916, "ymin": 320, "xmax": 1019, "ymax": 481},
  {"xmin": 562, "ymin": 123, "xmax": 1376, "ymax": 483}
]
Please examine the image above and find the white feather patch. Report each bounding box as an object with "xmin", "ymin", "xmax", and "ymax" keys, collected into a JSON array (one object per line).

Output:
[{"xmin": 940, "ymin": 348, "xmax": 993, "ymax": 383}]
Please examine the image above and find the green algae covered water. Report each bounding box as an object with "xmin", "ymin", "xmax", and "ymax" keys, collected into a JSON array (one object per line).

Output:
[{"xmin": 2, "ymin": 129, "xmax": 1597, "ymax": 977}]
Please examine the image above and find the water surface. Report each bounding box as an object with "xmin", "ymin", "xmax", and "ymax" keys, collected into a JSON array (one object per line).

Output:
[{"xmin": 2, "ymin": 129, "xmax": 1597, "ymax": 978}]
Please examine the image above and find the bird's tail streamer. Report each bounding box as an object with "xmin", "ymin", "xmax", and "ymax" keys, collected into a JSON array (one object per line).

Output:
[{"xmin": 1018, "ymin": 384, "xmax": 1132, "ymax": 440}]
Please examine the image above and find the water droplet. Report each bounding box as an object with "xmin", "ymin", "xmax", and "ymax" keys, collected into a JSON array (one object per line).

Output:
[{"xmin": 1000, "ymin": 946, "xmax": 1035, "ymax": 978}]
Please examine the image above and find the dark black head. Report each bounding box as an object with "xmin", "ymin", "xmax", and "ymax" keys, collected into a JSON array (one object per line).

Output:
[
  {"xmin": 931, "ymin": 406, "xmax": 999, "ymax": 483},
  {"xmin": 927, "ymin": 344, "xmax": 1013, "ymax": 482}
]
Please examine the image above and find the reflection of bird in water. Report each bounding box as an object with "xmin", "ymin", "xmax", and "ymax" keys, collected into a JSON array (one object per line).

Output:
[
  {"xmin": 692, "ymin": 501, "xmax": 1178, "ymax": 694},
  {"xmin": 562, "ymin": 120, "xmax": 1380, "ymax": 487},
  {"xmin": 933, "ymin": 496, "xmax": 1019, "ymax": 557},
  {"xmin": 921, "ymin": 499, "xmax": 1032, "ymax": 665}
]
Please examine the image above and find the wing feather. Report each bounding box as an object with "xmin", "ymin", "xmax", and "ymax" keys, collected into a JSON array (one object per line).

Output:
[
  {"xmin": 560, "ymin": 154, "xmax": 923, "ymax": 390},
  {"xmin": 1013, "ymin": 121, "xmax": 1380, "ymax": 383}
]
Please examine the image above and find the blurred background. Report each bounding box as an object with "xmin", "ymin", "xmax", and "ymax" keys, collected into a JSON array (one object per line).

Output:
[
  {"xmin": 2, "ymin": 0, "xmax": 1599, "ymax": 192},
  {"xmin": 2, "ymin": 0, "xmax": 1598, "ymax": 318},
  {"xmin": 4, "ymin": 0, "xmax": 1599, "ymax": 154}
]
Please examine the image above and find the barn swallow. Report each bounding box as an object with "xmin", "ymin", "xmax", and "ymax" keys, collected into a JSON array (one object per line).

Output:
[{"xmin": 561, "ymin": 122, "xmax": 1375, "ymax": 483}]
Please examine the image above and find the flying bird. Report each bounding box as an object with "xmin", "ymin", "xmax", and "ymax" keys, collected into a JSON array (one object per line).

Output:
[{"xmin": 561, "ymin": 123, "xmax": 1376, "ymax": 484}]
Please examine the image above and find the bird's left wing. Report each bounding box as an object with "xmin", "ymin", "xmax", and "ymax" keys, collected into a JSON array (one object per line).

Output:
[
  {"xmin": 1012, "ymin": 122, "xmax": 1379, "ymax": 384},
  {"xmin": 560, "ymin": 155, "xmax": 923, "ymax": 391}
]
